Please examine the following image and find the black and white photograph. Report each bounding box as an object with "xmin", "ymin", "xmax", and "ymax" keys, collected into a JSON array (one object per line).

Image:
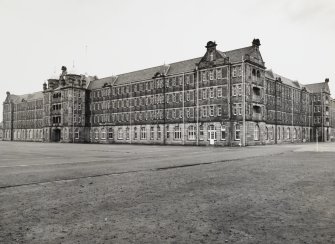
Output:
[{"xmin": 0, "ymin": 0, "xmax": 335, "ymax": 243}]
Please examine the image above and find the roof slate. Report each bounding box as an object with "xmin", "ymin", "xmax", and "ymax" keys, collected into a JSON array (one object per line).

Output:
[
  {"xmin": 8, "ymin": 91, "xmax": 43, "ymax": 103},
  {"xmin": 88, "ymin": 46, "xmax": 259, "ymax": 89},
  {"xmin": 266, "ymin": 70, "xmax": 301, "ymax": 89},
  {"xmin": 305, "ymin": 82, "xmax": 329, "ymax": 93}
]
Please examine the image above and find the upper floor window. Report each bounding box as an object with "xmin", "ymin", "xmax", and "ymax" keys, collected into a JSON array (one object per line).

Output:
[
  {"xmin": 209, "ymin": 70, "xmax": 214, "ymax": 80},
  {"xmin": 232, "ymin": 67, "xmax": 237, "ymax": 77},
  {"xmin": 202, "ymin": 72, "xmax": 207, "ymax": 82},
  {"xmin": 216, "ymin": 69, "xmax": 222, "ymax": 79}
]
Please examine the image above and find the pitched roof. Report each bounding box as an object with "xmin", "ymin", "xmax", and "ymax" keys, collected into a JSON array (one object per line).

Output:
[
  {"xmin": 266, "ymin": 70, "xmax": 301, "ymax": 89},
  {"xmin": 87, "ymin": 76, "xmax": 116, "ymax": 89},
  {"xmin": 88, "ymin": 45, "xmax": 262, "ymax": 89},
  {"xmin": 218, "ymin": 46, "xmax": 255, "ymax": 63},
  {"xmin": 8, "ymin": 91, "xmax": 43, "ymax": 103},
  {"xmin": 167, "ymin": 57, "xmax": 202, "ymax": 75},
  {"xmin": 305, "ymin": 82, "xmax": 329, "ymax": 93}
]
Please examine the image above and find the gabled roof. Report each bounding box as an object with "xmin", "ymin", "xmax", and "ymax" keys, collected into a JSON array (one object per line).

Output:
[
  {"xmin": 7, "ymin": 91, "xmax": 43, "ymax": 103},
  {"xmin": 265, "ymin": 70, "xmax": 301, "ymax": 89},
  {"xmin": 218, "ymin": 46, "xmax": 258, "ymax": 63},
  {"xmin": 87, "ymin": 76, "xmax": 117, "ymax": 89},
  {"xmin": 305, "ymin": 82, "xmax": 329, "ymax": 93}
]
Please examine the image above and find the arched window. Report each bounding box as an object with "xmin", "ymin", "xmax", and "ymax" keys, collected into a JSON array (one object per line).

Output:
[
  {"xmin": 101, "ymin": 128, "xmax": 106, "ymax": 140},
  {"xmin": 118, "ymin": 128, "xmax": 123, "ymax": 139},
  {"xmin": 256, "ymin": 70, "xmax": 261, "ymax": 78},
  {"xmin": 174, "ymin": 126, "xmax": 182, "ymax": 140},
  {"xmin": 188, "ymin": 125, "xmax": 196, "ymax": 140},
  {"xmin": 254, "ymin": 124, "xmax": 260, "ymax": 141},
  {"xmin": 74, "ymin": 128, "xmax": 79, "ymax": 139},
  {"xmin": 221, "ymin": 125, "xmax": 226, "ymax": 140},
  {"xmin": 108, "ymin": 128, "xmax": 113, "ymax": 139},
  {"xmin": 94, "ymin": 129, "xmax": 99, "ymax": 139}
]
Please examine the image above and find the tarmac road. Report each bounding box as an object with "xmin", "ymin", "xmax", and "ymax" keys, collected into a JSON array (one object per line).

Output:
[{"xmin": 0, "ymin": 141, "xmax": 334, "ymax": 243}]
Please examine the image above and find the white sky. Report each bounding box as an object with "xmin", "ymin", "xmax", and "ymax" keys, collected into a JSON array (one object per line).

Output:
[{"xmin": 1, "ymin": 0, "xmax": 335, "ymax": 120}]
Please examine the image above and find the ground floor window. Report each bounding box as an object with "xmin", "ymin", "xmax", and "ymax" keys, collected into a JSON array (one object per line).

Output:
[
  {"xmin": 94, "ymin": 129, "xmax": 99, "ymax": 139},
  {"xmin": 287, "ymin": 128, "xmax": 291, "ymax": 139},
  {"xmin": 174, "ymin": 126, "xmax": 182, "ymax": 140},
  {"xmin": 150, "ymin": 127, "xmax": 154, "ymax": 140},
  {"xmin": 254, "ymin": 124, "xmax": 260, "ymax": 141},
  {"xmin": 188, "ymin": 125, "xmax": 196, "ymax": 140},
  {"xmin": 140, "ymin": 127, "xmax": 146, "ymax": 140},
  {"xmin": 235, "ymin": 124, "xmax": 241, "ymax": 140},
  {"xmin": 277, "ymin": 127, "xmax": 280, "ymax": 140},
  {"xmin": 221, "ymin": 125, "xmax": 226, "ymax": 140},
  {"xmin": 74, "ymin": 128, "xmax": 79, "ymax": 139},
  {"xmin": 166, "ymin": 125, "xmax": 170, "ymax": 139},
  {"xmin": 108, "ymin": 128, "xmax": 113, "ymax": 139},
  {"xmin": 118, "ymin": 128, "xmax": 123, "ymax": 139},
  {"xmin": 134, "ymin": 127, "xmax": 138, "ymax": 140},
  {"xmin": 265, "ymin": 127, "xmax": 269, "ymax": 140},
  {"xmin": 64, "ymin": 128, "xmax": 68, "ymax": 139},
  {"xmin": 126, "ymin": 127, "xmax": 130, "ymax": 140},
  {"xmin": 207, "ymin": 125, "xmax": 216, "ymax": 140},
  {"xmin": 101, "ymin": 128, "xmax": 106, "ymax": 140},
  {"xmin": 157, "ymin": 126, "xmax": 161, "ymax": 140},
  {"xmin": 199, "ymin": 125, "xmax": 204, "ymax": 140}
]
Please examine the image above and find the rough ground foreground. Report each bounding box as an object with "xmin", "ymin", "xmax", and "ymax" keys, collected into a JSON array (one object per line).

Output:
[{"xmin": 0, "ymin": 142, "xmax": 334, "ymax": 243}]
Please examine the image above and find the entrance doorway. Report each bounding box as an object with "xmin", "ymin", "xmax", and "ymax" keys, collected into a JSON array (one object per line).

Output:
[
  {"xmin": 208, "ymin": 125, "xmax": 216, "ymax": 145},
  {"xmin": 53, "ymin": 129, "xmax": 61, "ymax": 142}
]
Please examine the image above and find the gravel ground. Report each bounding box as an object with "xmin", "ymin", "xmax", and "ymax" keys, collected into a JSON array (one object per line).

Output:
[{"xmin": 0, "ymin": 142, "xmax": 334, "ymax": 243}]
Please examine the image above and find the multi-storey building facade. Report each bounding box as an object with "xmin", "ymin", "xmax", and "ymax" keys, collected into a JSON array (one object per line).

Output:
[{"xmin": 2, "ymin": 39, "xmax": 335, "ymax": 145}]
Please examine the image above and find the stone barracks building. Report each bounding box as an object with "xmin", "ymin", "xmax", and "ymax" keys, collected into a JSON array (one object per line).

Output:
[{"xmin": 2, "ymin": 39, "xmax": 335, "ymax": 146}]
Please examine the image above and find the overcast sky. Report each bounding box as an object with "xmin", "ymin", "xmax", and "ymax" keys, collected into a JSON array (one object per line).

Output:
[{"xmin": 1, "ymin": 0, "xmax": 334, "ymax": 120}]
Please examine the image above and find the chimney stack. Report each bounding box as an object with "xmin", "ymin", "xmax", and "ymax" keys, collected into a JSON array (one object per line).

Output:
[
  {"xmin": 252, "ymin": 39, "xmax": 261, "ymax": 49},
  {"xmin": 325, "ymin": 78, "xmax": 329, "ymax": 83}
]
